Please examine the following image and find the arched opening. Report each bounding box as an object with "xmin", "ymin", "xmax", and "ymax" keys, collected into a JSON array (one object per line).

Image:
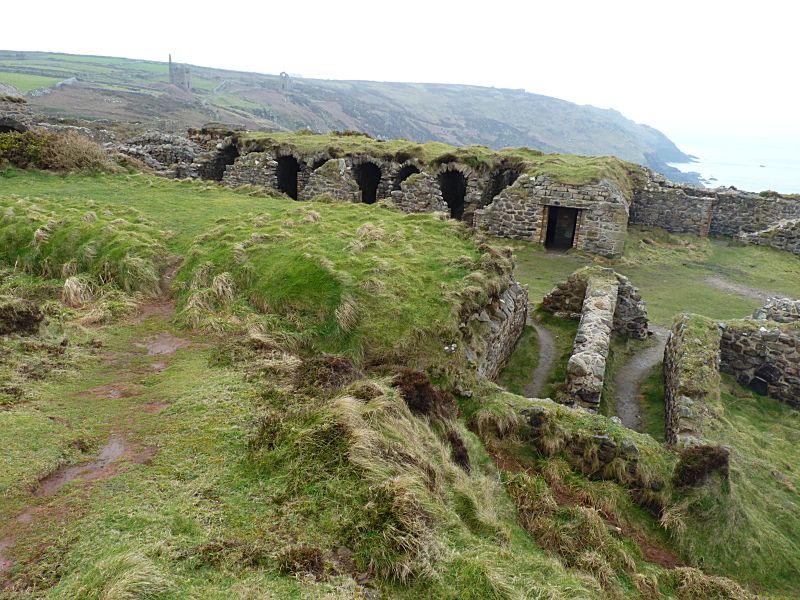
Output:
[
  {"xmin": 392, "ymin": 164, "xmax": 420, "ymax": 190},
  {"xmin": 438, "ymin": 171, "xmax": 468, "ymax": 220},
  {"xmin": 204, "ymin": 144, "xmax": 239, "ymax": 181},
  {"xmin": 276, "ymin": 155, "xmax": 300, "ymax": 199},
  {"xmin": 311, "ymin": 157, "xmax": 329, "ymax": 170},
  {"xmin": 353, "ymin": 162, "xmax": 382, "ymax": 204},
  {"xmin": 482, "ymin": 168, "xmax": 521, "ymax": 207}
]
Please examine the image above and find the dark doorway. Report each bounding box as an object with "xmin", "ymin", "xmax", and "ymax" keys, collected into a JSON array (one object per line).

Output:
[
  {"xmin": 276, "ymin": 155, "xmax": 300, "ymax": 199},
  {"xmin": 392, "ymin": 164, "xmax": 420, "ymax": 190},
  {"xmin": 545, "ymin": 207, "xmax": 579, "ymax": 250},
  {"xmin": 204, "ymin": 144, "xmax": 239, "ymax": 181},
  {"xmin": 438, "ymin": 171, "xmax": 468, "ymax": 220},
  {"xmin": 353, "ymin": 162, "xmax": 382, "ymax": 204},
  {"xmin": 482, "ymin": 168, "xmax": 521, "ymax": 207}
]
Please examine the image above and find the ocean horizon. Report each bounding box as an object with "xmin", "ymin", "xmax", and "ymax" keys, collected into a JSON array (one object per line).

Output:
[{"xmin": 668, "ymin": 134, "xmax": 800, "ymax": 194}]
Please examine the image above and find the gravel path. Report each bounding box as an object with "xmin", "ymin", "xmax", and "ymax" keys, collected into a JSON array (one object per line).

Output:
[
  {"xmin": 703, "ymin": 275, "xmax": 777, "ymax": 302},
  {"xmin": 524, "ymin": 320, "xmax": 557, "ymax": 399},
  {"xmin": 613, "ymin": 326, "xmax": 668, "ymax": 431}
]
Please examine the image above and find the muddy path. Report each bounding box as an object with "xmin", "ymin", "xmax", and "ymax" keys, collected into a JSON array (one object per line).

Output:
[
  {"xmin": 0, "ymin": 287, "xmax": 188, "ymax": 578},
  {"xmin": 613, "ymin": 326, "xmax": 668, "ymax": 431},
  {"xmin": 703, "ymin": 275, "xmax": 778, "ymax": 303},
  {"xmin": 524, "ymin": 319, "xmax": 556, "ymax": 399}
]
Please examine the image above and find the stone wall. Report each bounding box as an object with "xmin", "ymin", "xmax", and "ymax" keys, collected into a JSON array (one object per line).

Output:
[
  {"xmin": 299, "ymin": 158, "xmax": 360, "ymax": 202},
  {"xmin": 542, "ymin": 266, "xmax": 648, "ymax": 340},
  {"xmin": 737, "ymin": 218, "xmax": 800, "ymax": 255},
  {"xmin": 719, "ymin": 321, "xmax": 800, "ymax": 407},
  {"xmin": 630, "ymin": 168, "xmax": 800, "ymax": 242},
  {"xmin": 474, "ymin": 175, "xmax": 630, "ymax": 257},
  {"xmin": 663, "ymin": 314, "xmax": 722, "ymax": 446},
  {"xmin": 753, "ymin": 297, "xmax": 800, "ymax": 323},
  {"xmin": 463, "ymin": 281, "xmax": 528, "ymax": 381},
  {"xmin": 222, "ymin": 151, "xmax": 276, "ymax": 187},
  {"xmin": 630, "ymin": 171, "xmax": 715, "ymax": 235},
  {"xmin": 563, "ymin": 275, "xmax": 619, "ymax": 411},
  {"xmin": 0, "ymin": 97, "xmax": 31, "ymax": 133},
  {"xmin": 388, "ymin": 172, "xmax": 448, "ymax": 213}
]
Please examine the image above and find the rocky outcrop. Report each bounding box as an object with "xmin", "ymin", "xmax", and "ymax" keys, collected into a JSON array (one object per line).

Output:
[
  {"xmin": 663, "ymin": 314, "xmax": 722, "ymax": 447},
  {"xmin": 0, "ymin": 96, "xmax": 31, "ymax": 133},
  {"xmin": 719, "ymin": 321, "xmax": 800, "ymax": 407},
  {"xmin": 114, "ymin": 132, "xmax": 201, "ymax": 177}
]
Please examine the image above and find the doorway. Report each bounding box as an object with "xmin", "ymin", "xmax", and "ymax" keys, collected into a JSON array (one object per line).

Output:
[{"xmin": 544, "ymin": 207, "xmax": 580, "ymax": 250}]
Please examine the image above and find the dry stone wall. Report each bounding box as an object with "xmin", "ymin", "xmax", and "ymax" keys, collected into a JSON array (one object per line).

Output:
[
  {"xmin": 663, "ymin": 314, "xmax": 722, "ymax": 447},
  {"xmin": 221, "ymin": 152, "xmax": 276, "ymax": 188},
  {"xmin": 719, "ymin": 321, "xmax": 800, "ymax": 407},
  {"xmin": 630, "ymin": 171, "xmax": 715, "ymax": 236},
  {"xmin": 474, "ymin": 175, "xmax": 630, "ymax": 257},
  {"xmin": 564, "ymin": 276, "xmax": 619, "ymax": 411},
  {"xmin": 542, "ymin": 266, "xmax": 648, "ymax": 340},
  {"xmin": 299, "ymin": 159, "xmax": 360, "ymax": 202},
  {"xmin": 737, "ymin": 218, "xmax": 800, "ymax": 255},
  {"xmin": 753, "ymin": 297, "xmax": 800, "ymax": 323},
  {"xmin": 388, "ymin": 172, "xmax": 448, "ymax": 213},
  {"xmin": 466, "ymin": 281, "xmax": 529, "ymax": 380}
]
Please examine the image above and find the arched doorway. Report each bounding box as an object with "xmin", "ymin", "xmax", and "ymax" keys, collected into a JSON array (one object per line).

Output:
[
  {"xmin": 353, "ymin": 162, "xmax": 382, "ymax": 204},
  {"xmin": 438, "ymin": 170, "xmax": 468, "ymax": 220},
  {"xmin": 205, "ymin": 144, "xmax": 239, "ymax": 181},
  {"xmin": 392, "ymin": 164, "xmax": 420, "ymax": 190},
  {"xmin": 276, "ymin": 155, "xmax": 300, "ymax": 199},
  {"xmin": 482, "ymin": 168, "xmax": 521, "ymax": 206}
]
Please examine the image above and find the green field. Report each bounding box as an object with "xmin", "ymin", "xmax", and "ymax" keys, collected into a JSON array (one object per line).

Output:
[
  {"xmin": 0, "ymin": 71, "xmax": 63, "ymax": 93},
  {"xmin": 1, "ymin": 165, "xmax": 798, "ymax": 598}
]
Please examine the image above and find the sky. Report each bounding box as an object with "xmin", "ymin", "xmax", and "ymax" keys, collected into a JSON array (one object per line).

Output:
[{"xmin": 3, "ymin": 0, "xmax": 799, "ymax": 146}]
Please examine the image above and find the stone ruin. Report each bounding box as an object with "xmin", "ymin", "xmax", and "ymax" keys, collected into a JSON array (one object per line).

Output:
[
  {"xmin": 542, "ymin": 267, "xmax": 649, "ymax": 411},
  {"xmin": 664, "ymin": 298, "xmax": 800, "ymax": 447}
]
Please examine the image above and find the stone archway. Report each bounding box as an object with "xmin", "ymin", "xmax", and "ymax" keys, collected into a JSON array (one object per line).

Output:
[
  {"xmin": 392, "ymin": 164, "xmax": 420, "ymax": 191},
  {"xmin": 482, "ymin": 167, "xmax": 522, "ymax": 207},
  {"xmin": 353, "ymin": 161, "xmax": 382, "ymax": 204},
  {"xmin": 276, "ymin": 155, "xmax": 300, "ymax": 199},
  {"xmin": 438, "ymin": 170, "xmax": 468, "ymax": 220}
]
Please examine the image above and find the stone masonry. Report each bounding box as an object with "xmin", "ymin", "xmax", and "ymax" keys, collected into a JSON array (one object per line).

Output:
[
  {"xmin": 564, "ymin": 275, "xmax": 619, "ymax": 411},
  {"xmin": 663, "ymin": 314, "xmax": 722, "ymax": 447},
  {"xmin": 719, "ymin": 321, "xmax": 800, "ymax": 406},
  {"xmin": 474, "ymin": 174, "xmax": 630, "ymax": 257},
  {"xmin": 753, "ymin": 297, "xmax": 800, "ymax": 323},
  {"xmin": 388, "ymin": 172, "xmax": 448, "ymax": 214},
  {"xmin": 737, "ymin": 218, "xmax": 800, "ymax": 256},
  {"xmin": 299, "ymin": 159, "xmax": 360, "ymax": 202}
]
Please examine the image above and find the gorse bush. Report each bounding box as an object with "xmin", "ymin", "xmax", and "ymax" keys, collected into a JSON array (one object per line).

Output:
[
  {"xmin": 0, "ymin": 195, "xmax": 167, "ymax": 295},
  {"xmin": 0, "ymin": 130, "xmax": 118, "ymax": 173}
]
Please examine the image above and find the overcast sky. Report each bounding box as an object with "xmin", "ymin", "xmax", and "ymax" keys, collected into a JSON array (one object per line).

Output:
[{"xmin": 4, "ymin": 0, "xmax": 799, "ymax": 145}]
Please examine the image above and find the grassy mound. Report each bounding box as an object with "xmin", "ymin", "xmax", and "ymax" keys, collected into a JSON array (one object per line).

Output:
[
  {"xmin": 175, "ymin": 202, "xmax": 511, "ymax": 364},
  {"xmin": 0, "ymin": 194, "xmax": 167, "ymax": 297}
]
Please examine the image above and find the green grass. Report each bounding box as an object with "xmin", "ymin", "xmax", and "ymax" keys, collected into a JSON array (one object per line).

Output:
[
  {"xmin": 0, "ymin": 71, "xmax": 63, "ymax": 93},
  {"xmin": 533, "ymin": 309, "xmax": 579, "ymax": 400},
  {"xmin": 639, "ymin": 364, "xmax": 666, "ymax": 442},
  {"xmin": 495, "ymin": 325, "xmax": 539, "ymax": 395}
]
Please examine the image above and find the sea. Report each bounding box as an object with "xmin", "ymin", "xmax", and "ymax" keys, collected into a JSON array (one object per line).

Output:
[{"xmin": 667, "ymin": 134, "xmax": 800, "ymax": 194}]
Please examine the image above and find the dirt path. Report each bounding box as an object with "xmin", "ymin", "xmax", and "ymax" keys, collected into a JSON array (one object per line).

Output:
[
  {"xmin": 613, "ymin": 326, "xmax": 668, "ymax": 431},
  {"xmin": 0, "ymin": 283, "xmax": 187, "ymax": 578},
  {"xmin": 524, "ymin": 319, "xmax": 556, "ymax": 399},
  {"xmin": 703, "ymin": 275, "xmax": 778, "ymax": 302}
]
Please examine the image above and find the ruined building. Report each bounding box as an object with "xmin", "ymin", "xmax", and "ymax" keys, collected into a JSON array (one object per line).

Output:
[{"xmin": 168, "ymin": 55, "xmax": 191, "ymax": 91}]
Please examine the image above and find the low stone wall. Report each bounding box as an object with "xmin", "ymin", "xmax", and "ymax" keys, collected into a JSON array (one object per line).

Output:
[
  {"xmin": 465, "ymin": 281, "xmax": 528, "ymax": 381},
  {"xmin": 719, "ymin": 321, "xmax": 800, "ymax": 407},
  {"xmin": 663, "ymin": 314, "xmax": 722, "ymax": 446},
  {"xmin": 475, "ymin": 175, "xmax": 630, "ymax": 257},
  {"xmin": 388, "ymin": 172, "xmax": 448, "ymax": 213},
  {"xmin": 299, "ymin": 159, "xmax": 360, "ymax": 202},
  {"xmin": 737, "ymin": 218, "xmax": 800, "ymax": 255},
  {"xmin": 542, "ymin": 266, "xmax": 648, "ymax": 340},
  {"xmin": 222, "ymin": 152, "xmax": 276, "ymax": 188},
  {"xmin": 563, "ymin": 275, "xmax": 618, "ymax": 411},
  {"xmin": 753, "ymin": 297, "xmax": 800, "ymax": 323},
  {"xmin": 710, "ymin": 192, "xmax": 800, "ymax": 237}
]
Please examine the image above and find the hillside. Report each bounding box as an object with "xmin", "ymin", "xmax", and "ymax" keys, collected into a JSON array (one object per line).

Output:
[{"xmin": 0, "ymin": 50, "xmax": 698, "ymax": 183}]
